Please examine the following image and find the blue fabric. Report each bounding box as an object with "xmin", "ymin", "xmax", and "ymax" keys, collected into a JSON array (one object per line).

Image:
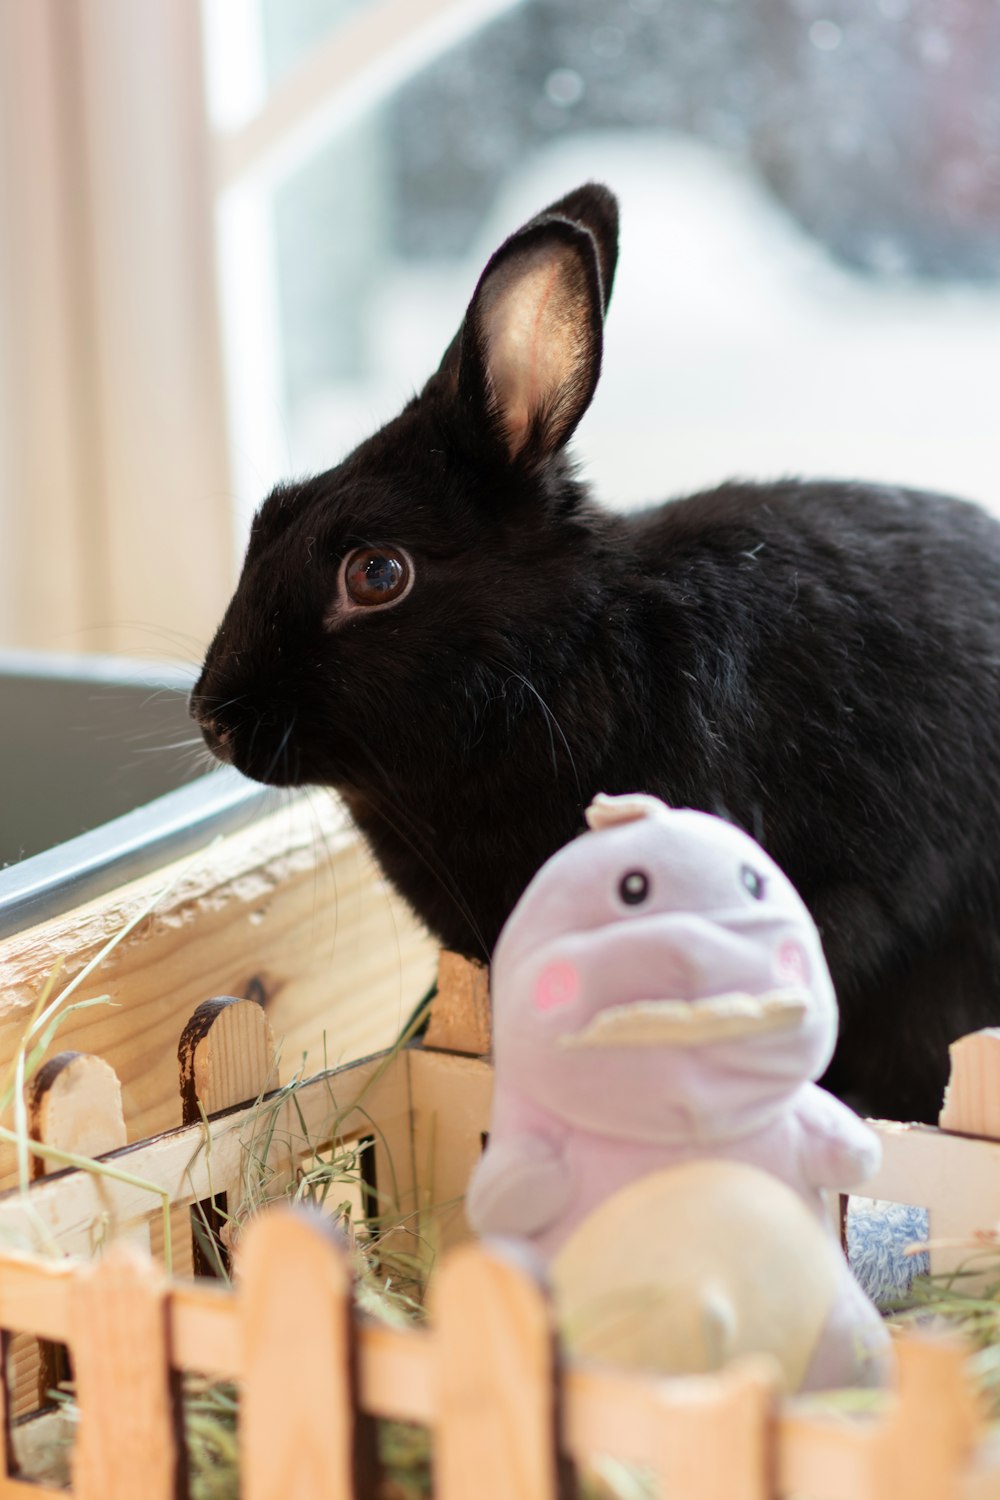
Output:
[{"xmin": 847, "ymin": 1198, "xmax": 929, "ymax": 1309}]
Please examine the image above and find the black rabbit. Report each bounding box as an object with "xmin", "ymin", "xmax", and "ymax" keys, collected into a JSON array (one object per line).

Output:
[{"xmin": 192, "ymin": 183, "xmax": 1000, "ymax": 1124}]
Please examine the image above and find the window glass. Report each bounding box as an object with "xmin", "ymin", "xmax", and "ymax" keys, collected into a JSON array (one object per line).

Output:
[
  {"xmin": 211, "ymin": 0, "xmax": 1000, "ymax": 528},
  {"xmin": 260, "ymin": 0, "xmax": 368, "ymax": 89}
]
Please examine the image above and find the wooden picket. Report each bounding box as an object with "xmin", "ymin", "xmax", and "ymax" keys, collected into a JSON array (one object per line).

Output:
[
  {"xmin": 239, "ymin": 1210, "xmax": 358, "ymax": 1500},
  {"xmin": 177, "ymin": 994, "xmax": 277, "ymax": 1128},
  {"xmin": 433, "ymin": 1242, "xmax": 561, "ymax": 1500},
  {"xmin": 29, "ymin": 1051, "xmax": 128, "ymax": 1172},
  {"xmin": 177, "ymin": 993, "xmax": 277, "ymax": 1275},
  {"xmin": 940, "ymin": 1030, "xmax": 1000, "ymax": 1139},
  {"xmin": 71, "ymin": 1246, "xmax": 178, "ymax": 1500}
]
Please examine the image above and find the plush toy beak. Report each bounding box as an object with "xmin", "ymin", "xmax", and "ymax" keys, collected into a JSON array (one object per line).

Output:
[{"xmin": 557, "ymin": 988, "xmax": 809, "ymax": 1049}]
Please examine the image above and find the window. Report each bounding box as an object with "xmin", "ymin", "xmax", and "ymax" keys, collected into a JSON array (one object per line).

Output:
[
  {"xmin": 2, "ymin": 0, "xmax": 997, "ymax": 655},
  {"xmin": 208, "ymin": 0, "xmax": 1000, "ymax": 536}
]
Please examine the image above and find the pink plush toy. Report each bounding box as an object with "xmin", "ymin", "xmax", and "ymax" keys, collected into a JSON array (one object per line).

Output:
[{"xmin": 466, "ymin": 793, "xmax": 890, "ymax": 1390}]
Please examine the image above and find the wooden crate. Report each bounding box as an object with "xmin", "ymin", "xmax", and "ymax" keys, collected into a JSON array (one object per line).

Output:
[
  {"xmin": 2, "ymin": 975, "xmax": 1000, "ymax": 1497},
  {"xmin": 0, "ymin": 793, "xmax": 437, "ymax": 1193}
]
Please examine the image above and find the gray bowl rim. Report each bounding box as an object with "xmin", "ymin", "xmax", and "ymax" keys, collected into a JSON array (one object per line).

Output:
[{"xmin": 0, "ymin": 651, "xmax": 277, "ymax": 939}]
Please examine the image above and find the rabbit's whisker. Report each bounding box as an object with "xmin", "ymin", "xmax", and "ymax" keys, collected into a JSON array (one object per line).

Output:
[
  {"xmin": 351, "ymin": 760, "xmax": 491, "ymax": 963},
  {"xmin": 193, "ymin": 693, "xmax": 247, "ymax": 723},
  {"xmin": 491, "ymin": 660, "xmax": 583, "ymax": 801},
  {"xmin": 264, "ymin": 717, "xmax": 297, "ymax": 785},
  {"xmin": 132, "ymin": 737, "xmax": 208, "ymax": 754}
]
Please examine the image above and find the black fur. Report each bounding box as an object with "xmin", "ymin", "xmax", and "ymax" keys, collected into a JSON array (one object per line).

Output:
[{"xmin": 192, "ymin": 183, "xmax": 1000, "ymax": 1124}]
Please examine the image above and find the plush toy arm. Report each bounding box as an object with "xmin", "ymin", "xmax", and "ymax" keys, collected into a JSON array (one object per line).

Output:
[
  {"xmin": 796, "ymin": 1085, "xmax": 882, "ymax": 1190},
  {"xmin": 466, "ymin": 1133, "xmax": 572, "ymax": 1239}
]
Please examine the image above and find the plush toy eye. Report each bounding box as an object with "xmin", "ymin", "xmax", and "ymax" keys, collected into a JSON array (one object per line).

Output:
[
  {"xmin": 619, "ymin": 869, "xmax": 650, "ymax": 905},
  {"xmin": 740, "ymin": 864, "xmax": 766, "ymax": 900},
  {"xmin": 344, "ymin": 547, "xmax": 411, "ymax": 607}
]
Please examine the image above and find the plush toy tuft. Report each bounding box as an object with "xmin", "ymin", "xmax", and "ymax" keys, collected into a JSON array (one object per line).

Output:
[{"xmin": 466, "ymin": 793, "xmax": 890, "ymax": 1390}]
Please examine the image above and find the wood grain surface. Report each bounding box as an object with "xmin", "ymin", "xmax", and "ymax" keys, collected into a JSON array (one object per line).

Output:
[{"xmin": 0, "ymin": 796, "xmax": 436, "ymax": 1189}]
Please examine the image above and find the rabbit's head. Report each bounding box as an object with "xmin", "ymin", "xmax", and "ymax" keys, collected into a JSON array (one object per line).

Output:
[{"xmin": 191, "ymin": 184, "xmax": 619, "ymax": 797}]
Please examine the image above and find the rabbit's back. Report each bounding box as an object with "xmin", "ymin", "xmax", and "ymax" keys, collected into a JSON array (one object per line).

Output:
[{"xmin": 629, "ymin": 478, "xmax": 1000, "ymax": 895}]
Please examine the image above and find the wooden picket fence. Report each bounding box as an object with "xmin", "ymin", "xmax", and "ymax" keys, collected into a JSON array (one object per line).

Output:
[
  {"xmin": 0, "ymin": 972, "xmax": 1000, "ymax": 1497},
  {"xmin": 1, "ymin": 1209, "xmax": 992, "ymax": 1500}
]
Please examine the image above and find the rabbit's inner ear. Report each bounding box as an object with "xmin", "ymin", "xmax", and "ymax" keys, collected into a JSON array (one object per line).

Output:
[{"xmin": 476, "ymin": 234, "xmax": 601, "ymax": 465}]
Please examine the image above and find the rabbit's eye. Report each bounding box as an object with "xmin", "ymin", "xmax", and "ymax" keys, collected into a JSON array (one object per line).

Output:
[
  {"xmin": 740, "ymin": 865, "xmax": 766, "ymax": 900},
  {"xmin": 343, "ymin": 548, "xmax": 412, "ymax": 607}
]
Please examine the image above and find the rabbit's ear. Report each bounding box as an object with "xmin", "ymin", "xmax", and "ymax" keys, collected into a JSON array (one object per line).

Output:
[
  {"xmin": 438, "ymin": 188, "xmax": 617, "ymax": 469},
  {"xmin": 539, "ymin": 182, "xmax": 618, "ymax": 311}
]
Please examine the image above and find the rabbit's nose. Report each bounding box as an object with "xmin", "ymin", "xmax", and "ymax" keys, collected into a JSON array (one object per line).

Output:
[{"xmin": 200, "ymin": 718, "xmax": 234, "ymax": 764}]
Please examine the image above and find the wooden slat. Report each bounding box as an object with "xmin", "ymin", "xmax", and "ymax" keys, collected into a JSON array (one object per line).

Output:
[
  {"xmin": 360, "ymin": 1049, "xmax": 417, "ymax": 1254},
  {"xmin": 0, "ymin": 1049, "xmax": 410, "ymax": 1257},
  {"xmin": 860, "ymin": 1120, "xmax": 1000, "ymax": 1281},
  {"xmin": 240, "ymin": 1208, "xmax": 357, "ymax": 1500},
  {"xmin": 649, "ymin": 1359, "xmax": 774, "ymax": 1500},
  {"xmin": 0, "ymin": 1478, "xmax": 67, "ymax": 1500},
  {"xmin": 170, "ymin": 1280, "xmax": 241, "ymax": 1378},
  {"xmin": 852, "ymin": 1118, "xmax": 982, "ymax": 1207},
  {"xmin": 173, "ymin": 1275, "xmax": 439, "ymax": 1424},
  {"xmin": 0, "ymin": 1255, "xmax": 74, "ymax": 1341},
  {"xmin": 779, "ymin": 1409, "xmax": 883, "ymax": 1499},
  {"xmin": 71, "ymin": 1242, "xmax": 178, "ymax": 1500},
  {"xmin": 173, "ymin": 1285, "xmax": 438, "ymax": 1427},
  {"xmin": 0, "ymin": 796, "xmax": 436, "ymax": 1191},
  {"xmin": 434, "ymin": 1243, "xmax": 559, "ymax": 1500},
  {"xmin": 407, "ymin": 1047, "xmax": 492, "ymax": 1260},
  {"xmin": 359, "ymin": 1322, "xmax": 434, "ymax": 1425},
  {"xmin": 150, "ymin": 1201, "xmax": 195, "ymax": 1280},
  {"xmin": 939, "ymin": 1030, "xmax": 1000, "ymax": 1140},
  {"xmin": 563, "ymin": 1363, "xmax": 683, "ymax": 1470},
  {"xmin": 424, "ymin": 951, "xmax": 491, "ymax": 1056},
  {"xmin": 565, "ymin": 1358, "xmax": 774, "ymax": 1499}
]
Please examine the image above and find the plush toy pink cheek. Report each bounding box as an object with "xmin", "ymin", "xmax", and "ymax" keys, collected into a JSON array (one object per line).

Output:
[
  {"xmin": 534, "ymin": 960, "xmax": 580, "ymax": 1012},
  {"xmin": 775, "ymin": 939, "xmax": 809, "ymax": 985}
]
